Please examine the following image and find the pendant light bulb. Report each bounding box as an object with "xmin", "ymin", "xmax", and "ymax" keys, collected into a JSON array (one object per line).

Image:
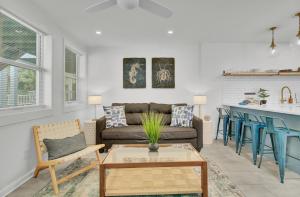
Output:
[
  {"xmin": 295, "ymin": 13, "xmax": 300, "ymax": 45},
  {"xmin": 271, "ymin": 48, "xmax": 276, "ymax": 55},
  {"xmin": 297, "ymin": 37, "xmax": 300, "ymax": 45}
]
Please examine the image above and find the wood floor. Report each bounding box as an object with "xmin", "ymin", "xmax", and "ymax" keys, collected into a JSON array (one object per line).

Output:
[{"xmin": 7, "ymin": 140, "xmax": 300, "ymax": 197}]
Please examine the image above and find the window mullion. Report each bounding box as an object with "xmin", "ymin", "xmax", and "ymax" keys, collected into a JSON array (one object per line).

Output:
[{"xmin": 0, "ymin": 57, "xmax": 42, "ymax": 71}]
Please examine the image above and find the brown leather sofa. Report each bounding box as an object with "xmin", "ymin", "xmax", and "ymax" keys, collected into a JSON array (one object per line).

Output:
[{"xmin": 96, "ymin": 103, "xmax": 203, "ymax": 151}]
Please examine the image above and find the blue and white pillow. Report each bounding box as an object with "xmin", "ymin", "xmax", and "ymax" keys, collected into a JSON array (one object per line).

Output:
[
  {"xmin": 103, "ymin": 106, "xmax": 128, "ymax": 128},
  {"xmin": 170, "ymin": 105, "xmax": 194, "ymax": 127}
]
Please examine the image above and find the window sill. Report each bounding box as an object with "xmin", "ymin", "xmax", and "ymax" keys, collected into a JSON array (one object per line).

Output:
[
  {"xmin": 64, "ymin": 101, "xmax": 86, "ymax": 113},
  {"xmin": 0, "ymin": 106, "xmax": 53, "ymax": 127}
]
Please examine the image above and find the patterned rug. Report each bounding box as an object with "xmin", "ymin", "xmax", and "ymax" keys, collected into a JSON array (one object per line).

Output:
[{"xmin": 34, "ymin": 158, "xmax": 244, "ymax": 197}]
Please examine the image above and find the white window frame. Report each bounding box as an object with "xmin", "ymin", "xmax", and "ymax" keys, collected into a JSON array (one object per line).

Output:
[
  {"xmin": 0, "ymin": 9, "xmax": 52, "ymax": 126},
  {"xmin": 0, "ymin": 9, "xmax": 45, "ymax": 110},
  {"xmin": 64, "ymin": 45, "xmax": 80, "ymax": 104}
]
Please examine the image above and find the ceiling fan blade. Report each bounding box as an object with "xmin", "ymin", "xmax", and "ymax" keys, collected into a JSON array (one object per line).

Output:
[
  {"xmin": 139, "ymin": 0, "xmax": 172, "ymax": 18},
  {"xmin": 85, "ymin": 0, "xmax": 117, "ymax": 13}
]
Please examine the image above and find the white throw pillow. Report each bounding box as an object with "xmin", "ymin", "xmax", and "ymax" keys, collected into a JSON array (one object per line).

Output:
[
  {"xmin": 103, "ymin": 106, "xmax": 128, "ymax": 128},
  {"xmin": 170, "ymin": 105, "xmax": 194, "ymax": 127}
]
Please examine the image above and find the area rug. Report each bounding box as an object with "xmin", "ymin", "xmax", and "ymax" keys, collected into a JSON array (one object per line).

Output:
[{"xmin": 34, "ymin": 158, "xmax": 244, "ymax": 197}]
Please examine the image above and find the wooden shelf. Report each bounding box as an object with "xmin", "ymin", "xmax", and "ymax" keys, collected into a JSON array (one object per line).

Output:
[{"xmin": 223, "ymin": 71, "xmax": 300, "ymax": 77}]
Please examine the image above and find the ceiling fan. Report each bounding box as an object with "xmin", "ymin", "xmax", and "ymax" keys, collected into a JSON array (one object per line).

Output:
[{"xmin": 85, "ymin": 0, "xmax": 173, "ymax": 18}]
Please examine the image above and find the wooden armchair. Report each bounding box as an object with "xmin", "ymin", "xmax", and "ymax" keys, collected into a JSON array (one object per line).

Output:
[{"xmin": 33, "ymin": 119, "xmax": 104, "ymax": 195}]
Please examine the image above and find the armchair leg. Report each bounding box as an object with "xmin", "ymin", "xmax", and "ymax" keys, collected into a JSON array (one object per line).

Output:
[
  {"xmin": 49, "ymin": 165, "xmax": 59, "ymax": 195},
  {"xmin": 33, "ymin": 167, "xmax": 41, "ymax": 178},
  {"xmin": 96, "ymin": 150, "xmax": 102, "ymax": 164}
]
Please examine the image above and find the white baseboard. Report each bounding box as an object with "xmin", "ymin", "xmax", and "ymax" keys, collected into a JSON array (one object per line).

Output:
[{"xmin": 0, "ymin": 169, "xmax": 34, "ymax": 197}]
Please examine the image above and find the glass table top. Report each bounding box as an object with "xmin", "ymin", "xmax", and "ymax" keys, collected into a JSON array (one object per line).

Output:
[{"xmin": 103, "ymin": 143, "xmax": 203, "ymax": 164}]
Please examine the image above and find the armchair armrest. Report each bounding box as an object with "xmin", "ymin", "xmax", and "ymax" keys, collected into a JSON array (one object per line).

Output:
[
  {"xmin": 192, "ymin": 116, "xmax": 203, "ymax": 151},
  {"xmin": 96, "ymin": 116, "xmax": 106, "ymax": 145}
]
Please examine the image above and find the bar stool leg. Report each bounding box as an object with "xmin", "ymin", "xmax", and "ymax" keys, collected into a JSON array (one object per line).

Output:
[
  {"xmin": 234, "ymin": 119, "xmax": 242, "ymax": 153},
  {"xmin": 270, "ymin": 133, "xmax": 278, "ymax": 163},
  {"xmin": 250, "ymin": 124, "xmax": 260, "ymax": 165},
  {"xmin": 225, "ymin": 119, "xmax": 232, "ymax": 145},
  {"xmin": 238, "ymin": 122, "xmax": 245, "ymax": 155},
  {"xmin": 258, "ymin": 128, "xmax": 268, "ymax": 168},
  {"xmin": 216, "ymin": 117, "xmax": 221, "ymax": 140},
  {"xmin": 276, "ymin": 132, "xmax": 287, "ymax": 183},
  {"xmin": 223, "ymin": 115, "xmax": 229, "ymax": 146}
]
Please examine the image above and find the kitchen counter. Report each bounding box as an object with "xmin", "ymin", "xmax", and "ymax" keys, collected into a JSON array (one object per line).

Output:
[{"xmin": 223, "ymin": 103, "xmax": 300, "ymax": 116}]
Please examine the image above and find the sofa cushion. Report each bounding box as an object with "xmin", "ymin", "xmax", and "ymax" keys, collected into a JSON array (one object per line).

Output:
[
  {"xmin": 125, "ymin": 113, "xmax": 143, "ymax": 125},
  {"xmin": 149, "ymin": 103, "xmax": 187, "ymax": 125},
  {"xmin": 112, "ymin": 103, "xmax": 149, "ymax": 113},
  {"xmin": 102, "ymin": 125, "xmax": 197, "ymax": 140},
  {"xmin": 149, "ymin": 103, "xmax": 187, "ymax": 114}
]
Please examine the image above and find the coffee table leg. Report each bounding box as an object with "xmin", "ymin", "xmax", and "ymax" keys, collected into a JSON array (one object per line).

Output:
[
  {"xmin": 201, "ymin": 162, "xmax": 208, "ymax": 197},
  {"xmin": 100, "ymin": 164, "xmax": 105, "ymax": 197}
]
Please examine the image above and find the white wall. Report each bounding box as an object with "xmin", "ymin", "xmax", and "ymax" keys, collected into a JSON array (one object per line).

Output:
[
  {"xmin": 0, "ymin": 0, "xmax": 89, "ymax": 196},
  {"xmin": 88, "ymin": 42, "xmax": 300, "ymax": 132},
  {"xmin": 88, "ymin": 44, "xmax": 202, "ymax": 116}
]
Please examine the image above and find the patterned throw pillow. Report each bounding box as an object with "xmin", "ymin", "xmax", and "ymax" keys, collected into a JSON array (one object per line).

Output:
[
  {"xmin": 103, "ymin": 106, "xmax": 128, "ymax": 128},
  {"xmin": 170, "ymin": 105, "xmax": 194, "ymax": 127}
]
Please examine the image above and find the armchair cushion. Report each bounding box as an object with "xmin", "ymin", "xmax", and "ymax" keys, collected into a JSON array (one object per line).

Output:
[{"xmin": 43, "ymin": 133, "xmax": 87, "ymax": 160}]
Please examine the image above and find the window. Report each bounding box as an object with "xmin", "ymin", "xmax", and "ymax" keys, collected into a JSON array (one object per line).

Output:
[
  {"xmin": 64, "ymin": 47, "xmax": 79, "ymax": 102},
  {"xmin": 0, "ymin": 10, "xmax": 43, "ymax": 109}
]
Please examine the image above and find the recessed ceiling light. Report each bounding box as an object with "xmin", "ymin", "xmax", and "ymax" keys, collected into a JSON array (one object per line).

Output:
[
  {"xmin": 96, "ymin": 31, "xmax": 102, "ymax": 35},
  {"xmin": 167, "ymin": 30, "xmax": 174, "ymax": 35}
]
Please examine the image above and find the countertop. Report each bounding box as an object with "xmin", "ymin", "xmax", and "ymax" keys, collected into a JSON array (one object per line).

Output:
[{"xmin": 223, "ymin": 103, "xmax": 300, "ymax": 116}]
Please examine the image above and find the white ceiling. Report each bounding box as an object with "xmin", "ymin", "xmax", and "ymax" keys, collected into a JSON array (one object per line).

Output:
[{"xmin": 31, "ymin": 0, "xmax": 300, "ymax": 47}]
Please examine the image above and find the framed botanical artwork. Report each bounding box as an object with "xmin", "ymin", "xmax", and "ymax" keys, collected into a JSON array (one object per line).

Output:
[
  {"xmin": 123, "ymin": 58, "xmax": 146, "ymax": 88},
  {"xmin": 152, "ymin": 58, "xmax": 175, "ymax": 88}
]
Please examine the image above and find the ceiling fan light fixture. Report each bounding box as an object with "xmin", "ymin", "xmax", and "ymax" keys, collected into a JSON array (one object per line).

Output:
[
  {"xmin": 96, "ymin": 31, "xmax": 102, "ymax": 35},
  {"xmin": 117, "ymin": 0, "xmax": 139, "ymax": 10},
  {"xmin": 167, "ymin": 30, "xmax": 174, "ymax": 34}
]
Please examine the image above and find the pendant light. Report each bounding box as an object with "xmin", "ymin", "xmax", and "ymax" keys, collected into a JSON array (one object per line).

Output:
[
  {"xmin": 269, "ymin": 27, "xmax": 277, "ymax": 55},
  {"xmin": 295, "ymin": 12, "xmax": 300, "ymax": 45}
]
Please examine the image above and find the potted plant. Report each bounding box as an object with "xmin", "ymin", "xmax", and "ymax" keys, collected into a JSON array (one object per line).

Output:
[
  {"xmin": 141, "ymin": 112, "xmax": 164, "ymax": 152},
  {"xmin": 258, "ymin": 88, "xmax": 270, "ymax": 105}
]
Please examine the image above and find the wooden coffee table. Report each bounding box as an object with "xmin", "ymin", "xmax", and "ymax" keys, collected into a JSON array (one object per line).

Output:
[{"xmin": 100, "ymin": 143, "xmax": 208, "ymax": 197}]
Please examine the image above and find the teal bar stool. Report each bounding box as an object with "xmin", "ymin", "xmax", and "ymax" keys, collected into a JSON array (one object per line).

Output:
[
  {"xmin": 258, "ymin": 115, "xmax": 278, "ymax": 169},
  {"xmin": 260, "ymin": 116, "xmax": 300, "ymax": 183},
  {"xmin": 225, "ymin": 110, "xmax": 244, "ymax": 152},
  {"xmin": 238, "ymin": 113, "xmax": 265, "ymax": 165},
  {"xmin": 215, "ymin": 107, "xmax": 227, "ymax": 140}
]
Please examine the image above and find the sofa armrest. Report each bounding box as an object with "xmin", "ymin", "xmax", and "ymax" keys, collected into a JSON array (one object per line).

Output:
[
  {"xmin": 193, "ymin": 116, "xmax": 203, "ymax": 151},
  {"xmin": 96, "ymin": 116, "xmax": 106, "ymax": 145}
]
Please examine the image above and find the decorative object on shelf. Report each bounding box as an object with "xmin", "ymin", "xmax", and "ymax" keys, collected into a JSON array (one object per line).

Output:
[
  {"xmin": 83, "ymin": 120, "xmax": 96, "ymax": 145},
  {"xmin": 141, "ymin": 112, "xmax": 164, "ymax": 152},
  {"xmin": 295, "ymin": 12, "xmax": 300, "ymax": 45},
  {"xmin": 269, "ymin": 26, "xmax": 277, "ymax": 55},
  {"xmin": 152, "ymin": 58, "xmax": 175, "ymax": 88},
  {"xmin": 257, "ymin": 88, "xmax": 270, "ymax": 105},
  {"xmin": 123, "ymin": 58, "xmax": 146, "ymax": 88},
  {"xmin": 88, "ymin": 95, "xmax": 102, "ymax": 119},
  {"xmin": 193, "ymin": 95, "xmax": 207, "ymax": 118}
]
